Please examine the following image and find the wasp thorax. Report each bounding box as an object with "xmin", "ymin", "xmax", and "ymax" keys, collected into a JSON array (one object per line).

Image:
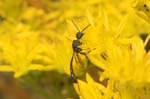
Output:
[{"xmin": 76, "ymin": 32, "xmax": 84, "ymax": 39}]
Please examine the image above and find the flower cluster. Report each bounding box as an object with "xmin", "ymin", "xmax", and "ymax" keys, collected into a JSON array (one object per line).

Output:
[
  {"xmin": 0, "ymin": 0, "xmax": 150, "ymax": 98},
  {"xmin": 68, "ymin": 0, "xmax": 150, "ymax": 98}
]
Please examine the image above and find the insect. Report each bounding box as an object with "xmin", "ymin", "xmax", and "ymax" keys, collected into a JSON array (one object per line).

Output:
[
  {"xmin": 70, "ymin": 20, "xmax": 104, "ymax": 83},
  {"xmin": 70, "ymin": 20, "xmax": 90, "ymax": 83}
]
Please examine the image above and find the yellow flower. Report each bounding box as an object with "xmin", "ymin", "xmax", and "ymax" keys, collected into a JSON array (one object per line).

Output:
[
  {"xmin": 74, "ymin": 74, "xmax": 120, "ymax": 99},
  {"xmin": 1, "ymin": 0, "xmax": 150, "ymax": 98},
  {"xmin": 70, "ymin": 1, "xmax": 150, "ymax": 98},
  {"xmin": 0, "ymin": 32, "xmax": 46, "ymax": 78},
  {"xmin": 0, "ymin": 23, "xmax": 71, "ymax": 78}
]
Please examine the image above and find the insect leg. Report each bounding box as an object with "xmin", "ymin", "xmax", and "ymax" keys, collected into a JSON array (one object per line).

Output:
[
  {"xmin": 81, "ymin": 48, "xmax": 96, "ymax": 54},
  {"xmin": 70, "ymin": 52, "xmax": 78, "ymax": 83},
  {"xmin": 74, "ymin": 53, "xmax": 80, "ymax": 65},
  {"xmin": 76, "ymin": 53, "xmax": 84, "ymax": 66},
  {"xmin": 79, "ymin": 51, "xmax": 104, "ymax": 72},
  {"xmin": 79, "ymin": 52, "xmax": 89, "ymax": 60}
]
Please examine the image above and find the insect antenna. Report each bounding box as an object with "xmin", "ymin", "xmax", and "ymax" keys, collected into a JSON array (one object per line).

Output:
[
  {"xmin": 72, "ymin": 20, "xmax": 81, "ymax": 32},
  {"xmin": 81, "ymin": 24, "xmax": 91, "ymax": 33}
]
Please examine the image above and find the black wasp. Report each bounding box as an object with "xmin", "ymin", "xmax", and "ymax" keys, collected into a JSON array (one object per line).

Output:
[{"xmin": 70, "ymin": 20, "xmax": 104, "ymax": 83}]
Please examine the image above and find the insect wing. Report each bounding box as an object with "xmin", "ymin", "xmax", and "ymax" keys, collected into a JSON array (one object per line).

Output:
[{"xmin": 72, "ymin": 53, "xmax": 88, "ymax": 76}]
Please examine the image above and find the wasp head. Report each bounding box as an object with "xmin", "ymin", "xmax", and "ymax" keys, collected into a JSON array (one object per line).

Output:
[{"xmin": 76, "ymin": 32, "xmax": 84, "ymax": 39}]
